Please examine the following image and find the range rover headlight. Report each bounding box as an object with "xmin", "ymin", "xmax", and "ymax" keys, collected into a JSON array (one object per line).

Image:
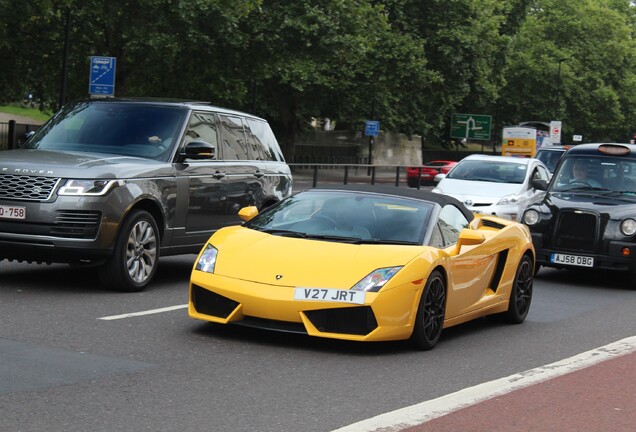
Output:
[
  {"xmin": 620, "ymin": 219, "xmax": 636, "ymax": 236},
  {"xmin": 58, "ymin": 179, "xmax": 121, "ymax": 196},
  {"xmin": 522, "ymin": 209, "xmax": 540, "ymax": 226},
  {"xmin": 195, "ymin": 244, "xmax": 218, "ymax": 273}
]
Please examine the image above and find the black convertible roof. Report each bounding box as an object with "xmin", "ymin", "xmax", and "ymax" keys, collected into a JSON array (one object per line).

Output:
[{"xmin": 305, "ymin": 184, "xmax": 474, "ymax": 222}]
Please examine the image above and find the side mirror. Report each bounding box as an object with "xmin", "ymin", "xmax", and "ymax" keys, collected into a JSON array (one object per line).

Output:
[
  {"xmin": 17, "ymin": 130, "xmax": 36, "ymax": 148},
  {"xmin": 531, "ymin": 178, "xmax": 548, "ymax": 191},
  {"xmin": 434, "ymin": 173, "xmax": 446, "ymax": 182},
  {"xmin": 238, "ymin": 206, "xmax": 258, "ymax": 221},
  {"xmin": 454, "ymin": 229, "xmax": 485, "ymax": 254},
  {"xmin": 180, "ymin": 141, "xmax": 216, "ymax": 160}
]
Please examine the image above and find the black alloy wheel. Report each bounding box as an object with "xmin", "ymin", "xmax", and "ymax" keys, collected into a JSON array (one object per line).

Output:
[
  {"xmin": 411, "ymin": 270, "xmax": 446, "ymax": 350},
  {"xmin": 504, "ymin": 254, "xmax": 534, "ymax": 323}
]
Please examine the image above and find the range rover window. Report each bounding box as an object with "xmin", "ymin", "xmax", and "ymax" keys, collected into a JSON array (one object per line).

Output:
[
  {"xmin": 249, "ymin": 118, "xmax": 284, "ymax": 162},
  {"xmin": 25, "ymin": 101, "xmax": 187, "ymax": 161},
  {"xmin": 184, "ymin": 111, "xmax": 219, "ymax": 158},
  {"xmin": 246, "ymin": 118, "xmax": 280, "ymax": 161},
  {"xmin": 219, "ymin": 114, "xmax": 249, "ymax": 160}
]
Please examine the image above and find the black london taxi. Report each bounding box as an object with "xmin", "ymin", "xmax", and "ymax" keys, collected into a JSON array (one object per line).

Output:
[{"xmin": 521, "ymin": 143, "xmax": 636, "ymax": 284}]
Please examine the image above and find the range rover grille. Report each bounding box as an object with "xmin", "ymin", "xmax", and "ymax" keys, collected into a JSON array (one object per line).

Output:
[
  {"xmin": 553, "ymin": 210, "xmax": 598, "ymax": 252},
  {"xmin": 0, "ymin": 174, "xmax": 60, "ymax": 201}
]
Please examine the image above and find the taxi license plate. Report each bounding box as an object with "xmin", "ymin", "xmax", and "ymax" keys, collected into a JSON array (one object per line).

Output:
[
  {"xmin": 550, "ymin": 253, "xmax": 594, "ymax": 267},
  {"xmin": 294, "ymin": 287, "xmax": 365, "ymax": 304},
  {"xmin": 0, "ymin": 205, "xmax": 26, "ymax": 220}
]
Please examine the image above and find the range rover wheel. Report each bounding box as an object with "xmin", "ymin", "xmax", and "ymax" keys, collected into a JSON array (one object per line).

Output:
[
  {"xmin": 503, "ymin": 254, "xmax": 533, "ymax": 323},
  {"xmin": 411, "ymin": 270, "xmax": 446, "ymax": 350},
  {"xmin": 99, "ymin": 209, "xmax": 159, "ymax": 292}
]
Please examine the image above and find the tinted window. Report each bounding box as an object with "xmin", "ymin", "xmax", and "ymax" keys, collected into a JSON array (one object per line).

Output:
[
  {"xmin": 246, "ymin": 118, "xmax": 281, "ymax": 161},
  {"xmin": 447, "ymin": 160, "xmax": 527, "ymax": 184},
  {"xmin": 219, "ymin": 114, "xmax": 249, "ymax": 160},
  {"xmin": 26, "ymin": 101, "xmax": 187, "ymax": 161},
  {"xmin": 536, "ymin": 150, "xmax": 565, "ymax": 172},
  {"xmin": 184, "ymin": 112, "xmax": 218, "ymax": 155}
]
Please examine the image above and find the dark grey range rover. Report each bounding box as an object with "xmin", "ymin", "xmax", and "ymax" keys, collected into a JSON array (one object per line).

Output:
[{"xmin": 0, "ymin": 98, "xmax": 292, "ymax": 291}]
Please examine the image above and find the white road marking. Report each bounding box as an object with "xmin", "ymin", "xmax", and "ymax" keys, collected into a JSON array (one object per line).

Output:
[
  {"xmin": 98, "ymin": 304, "xmax": 188, "ymax": 320},
  {"xmin": 332, "ymin": 336, "xmax": 636, "ymax": 432}
]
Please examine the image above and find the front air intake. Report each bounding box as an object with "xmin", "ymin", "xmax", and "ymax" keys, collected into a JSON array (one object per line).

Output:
[
  {"xmin": 305, "ymin": 306, "xmax": 378, "ymax": 335},
  {"xmin": 191, "ymin": 284, "xmax": 239, "ymax": 318}
]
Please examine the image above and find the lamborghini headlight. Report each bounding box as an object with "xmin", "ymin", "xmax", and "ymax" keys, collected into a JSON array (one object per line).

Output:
[
  {"xmin": 620, "ymin": 219, "xmax": 636, "ymax": 236},
  {"xmin": 58, "ymin": 179, "xmax": 121, "ymax": 196},
  {"xmin": 350, "ymin": 267, "xmax": 402, "ymax": 292},
  {"xmin": 195, "ymin": 244, "xmax": 218, "ymax": 273}
]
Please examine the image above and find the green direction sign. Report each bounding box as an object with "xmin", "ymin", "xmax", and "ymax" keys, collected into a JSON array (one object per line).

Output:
[{"xmin": 450, "ymin": 113, "xmax": 492, "ymax": 141}]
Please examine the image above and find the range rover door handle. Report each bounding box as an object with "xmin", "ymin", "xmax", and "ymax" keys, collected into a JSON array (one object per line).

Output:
[
  {"xmin": 213, "ymin": 171, "xmax": 226, "ymax": 179},
  {"xmin": 253, "ymin": 171, "xmax": 265, "ymax": 178}
]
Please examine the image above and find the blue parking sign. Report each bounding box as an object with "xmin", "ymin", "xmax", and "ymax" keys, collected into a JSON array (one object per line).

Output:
[
  {"xmin": 365, "ymin": 120, "xmax": 380, "ymax": 137},
  {"xmin": 89, "ymin": 56, "xmax": 116, "ymax": 96}
]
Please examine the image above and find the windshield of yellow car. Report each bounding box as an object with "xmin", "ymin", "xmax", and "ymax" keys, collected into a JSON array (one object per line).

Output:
[{"xmin": 244, "ymin": 191, "xmax": 434, "ymax": 245}]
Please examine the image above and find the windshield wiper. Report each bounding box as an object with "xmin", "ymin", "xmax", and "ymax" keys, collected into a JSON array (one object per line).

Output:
[
  {"xmin": 302, "ymin": 234, "xmax": 362, "ymax": 243},
  {"xmin": 261, "ymin": 229, "xmax": 308, "ymax": 238},
  {"xmin": 352, "ymin": 239, "xmax": 419, "ymax": 245},
  {"xmin": 560, "ymin": 186, "xmax": 608, "ymax": 192},
  {"xmin": 603, "ymin": 191, "xmax": 636, "ymax": 198}
]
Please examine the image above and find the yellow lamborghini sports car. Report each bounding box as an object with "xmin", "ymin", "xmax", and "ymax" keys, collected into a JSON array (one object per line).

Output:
[{"xmin": 189, "ymin": 185, "xmax": 535, "ymax": 350}]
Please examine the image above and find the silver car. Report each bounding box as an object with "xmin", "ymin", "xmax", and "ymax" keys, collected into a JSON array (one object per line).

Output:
[
  {"xmin": 0, "ymin": 99, "xmax": 292, "ymax": 291},
  {"xmin": 432, "ymin": 154, "xmax": 550, "ymax": 221}
]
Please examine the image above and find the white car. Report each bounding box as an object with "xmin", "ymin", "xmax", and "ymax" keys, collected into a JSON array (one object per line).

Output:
[{"xmin": 432, "ymin": 154, "xmax": 550, "ymax": 221}]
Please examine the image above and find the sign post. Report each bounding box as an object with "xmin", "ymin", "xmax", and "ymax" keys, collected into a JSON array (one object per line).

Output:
[
  {"xmin": 550, "ymin": 120, "xmax": 562, "ymax": 144},
  {"xmin": 365, "ymin": 120, "xmax": 379, "ymax": 175},
  {"xmin": 89, "ymin": 56, "xmax": 116, "ymax": 97}
]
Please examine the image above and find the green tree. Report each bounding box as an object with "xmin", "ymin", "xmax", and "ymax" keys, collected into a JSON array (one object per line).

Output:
[{"xmin": 499, "ymin": 0, "xmax": 636, "ymax": 142}]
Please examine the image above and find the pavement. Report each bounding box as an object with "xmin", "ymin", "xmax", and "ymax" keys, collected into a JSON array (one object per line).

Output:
[{"xmin": 335, "ymin": 337, "xmax": 636, "ymax": 432}]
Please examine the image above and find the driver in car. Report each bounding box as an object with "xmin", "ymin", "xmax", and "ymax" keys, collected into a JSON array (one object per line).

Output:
[{"xmin": 570, "ymin": 159, "xmax": 602, "ymax": 187}]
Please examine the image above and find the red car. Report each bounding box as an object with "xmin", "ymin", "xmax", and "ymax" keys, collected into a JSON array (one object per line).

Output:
[{"xmin": 406, "ymin": 160, "xmax": 457, "ymax": 187}]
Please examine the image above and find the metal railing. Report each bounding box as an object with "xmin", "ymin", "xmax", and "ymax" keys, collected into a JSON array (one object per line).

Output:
[{"xmin": 289, "ymin": 163, "xmax": 433, "ymax": 191}]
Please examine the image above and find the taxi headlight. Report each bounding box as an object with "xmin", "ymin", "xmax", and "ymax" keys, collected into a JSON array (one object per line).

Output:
[
  {"xmin": 522, "ymin": 209, "xmax": 540, "ymax": 226},
  {"xmin": 620, "ymin": 219, "xmax": 636, "ymax": 236}
]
